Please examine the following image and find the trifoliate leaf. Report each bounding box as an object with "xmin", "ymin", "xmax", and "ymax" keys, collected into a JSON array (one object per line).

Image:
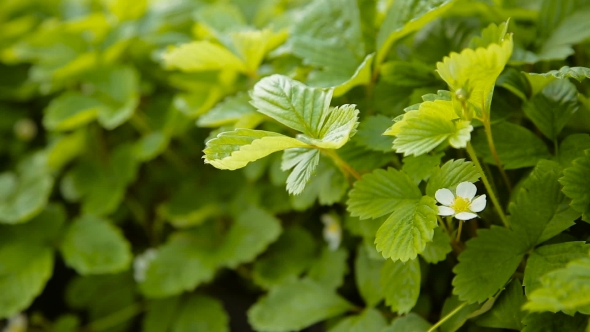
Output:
[
  {"xmin": 247, "ymin": 278, "xmax": 353, "ymax": 332},
  {"xmin": 386, "ymin": 100, "xmax": 473, "ymax": 156},
  {"xmin": 425, "ymin": 159, "xmax": 480, "ymax": 197},
  {"xmin": 509, "ymin": 160, "xmax": 577, "ymax": 249},
  {"xmin": 402, "ymin": 152, "xmax": 444, "ymax": 184},
  {"xmin": 0, "ymin": 244, "xmax": 53, "ymax": 320},
  {"xmin": 380, "ymin": 258, "xmax": 421, "ymax": 314},
  {"xmin": 301, "ymin": 104, "xmax": 359, "ymax": 149},
  {"xmin": 437, "ymin": 32, "xmax": 513, "ymax": 118},
  {"xmin": 376, "ymin": 0, "xmax": 455, "ymax": 65},
  {"xmin": 471, "ymin": 122, "xmax": 551, "ymax": 169},
  {"xmin": 524, "ymin": 256, "xmax": 590, "ymax": 314},
  {"xmin": 252, "ymin": 227, "xmax": 316, "ymax": 289},
  {"xmin": 172, "ymin": 294, "xmax": 229, "ymax": 332},
  {"xmin": 476, "ymin": 279, "xmax": 525, "ymax": 331},
  {"xmin": 375, "ymin": 196, "xmax": 438, "ymax": 262},
  {"xmin": 162, "ymin": 41, "xmax": 246, "ymax": 72},
  {"xmin": 522, "ymin": 79, "xmax": 579, "ymax": 140},
  {"xmin": 527, "ymin": 66, "xmax": 590, "ymax": 82},
  {"xmin": 328, "ymin": 308, "xmax": 387, "ymax": 332},
  {"xmin": 60, "ymin": 215, "xmax": 132, "ymax": 275},
  {"xmin": 0, "ymin": 152, "xmax": 53, "ymax": 224},
  {"xmin": 197, "ymin": 92, "xmax": 262, "ymax": 129},
  {"xmin": 251, "ymin": 74, "xmax": 333, "ymax": 136},
  {"xmin": 347, "ymin": 168, "xmax": 421, "ymax": 219},
  {"xmin": 521, "ymin": 312, "xmax": 587, "ymax": 332},
  {"xmin": 230, "ymin": 29, "xmax": 288, "ymax": 73},
  {"xmin": 420, "ymin": 227, "xmax": 452, "ymax": 263},
  {"xmin": 523, "ymin": 242, "xmax": 590, "ymax": 296},
  {"xmin": 355, "ymin": 115, "xmax": 395, "ymax": 152},
  {"xmin": 383, "ymin": 313, "xmax": 432, "ymax": 332},
  {"xmin": 556, "ymin": 134, "xmax": 590, "ymax": 168},
  {"xmin": 560, "ymin": 150, "xmax": 590, "ymax": 220},
  {"xmin": 355, "ymin": 245, "xmax": 384, "ymax": 307},
  {"xmin": 215, "ymin": 206, "xmax": 282, "ymax": 268},
  {"xmin": 439, "ymin": 295, "xmax": 480, "ymax": 332},
  {"xmin": 281, "ymin": 148, "xmax": 320, "ymax": 195},
  {"xmin": 453, "ymin": 226, "xmax": 528, "ymax": 303},
  {"xmin": 43, "ymin": 92, "xmax": 101, "ymax": 131},
  {"xmin": 203, "ymin": 129, "xmax": 311, "ymax": 170}
]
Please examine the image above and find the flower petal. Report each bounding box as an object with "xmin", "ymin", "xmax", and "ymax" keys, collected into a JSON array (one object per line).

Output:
[
  {"xmin": 469, "ymin": 195, "xmax": 487, "ymax": 213},
  {"xmin": 435, "ymin": 188, "xmax": 455, "ymax": 205},
  {"xmin": 455, "ymin": 212, "xmax": 478, "ymax": 220},
  {"xmin": 438, "ymin": 206, "xmax": 455, "ymax": 216},
  {"xmin": 456, "ymin": 182, "xmax": 477, "ymax": 200}
]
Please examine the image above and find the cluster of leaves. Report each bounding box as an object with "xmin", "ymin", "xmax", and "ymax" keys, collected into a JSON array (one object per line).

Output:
[{"xmin": 1, "ymin": 0, "xmax": 590, "ymax": 331}]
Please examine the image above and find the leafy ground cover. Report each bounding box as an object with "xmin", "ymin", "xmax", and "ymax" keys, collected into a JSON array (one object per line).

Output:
[{"xmin": 1, "ymin": 0, "xmax": 590, "ymax": 331}]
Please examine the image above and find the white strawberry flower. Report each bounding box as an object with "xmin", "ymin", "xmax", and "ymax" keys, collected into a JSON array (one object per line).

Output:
[{"xmin": 435, "ymin": 181, "xmax": 486, "ymax": 220}]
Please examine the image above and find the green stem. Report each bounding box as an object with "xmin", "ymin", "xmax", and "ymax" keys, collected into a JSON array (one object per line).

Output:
[
  {"xmin": 482, "ymin": 117, "xmax": 512, "ymax": 190},
  {"xmin": 466, "ymin": 142, "xmax": 510, "ymax": 228},
  {"xmin": 437, "ymin": 216, "xmax": 451, "ymax": 236},
  {"xmin": 321, "ymin": 149, "xmax": 362, "ymax": 181},
  {"xmin": 456, "ymin": 221, "xmax": 463, "ymax": 242},
  {"xmin": 427, "ymin": 302, "xmax": 468, "ymax": 332},
  {"xmin": 86, "ymin": 303, "xmax": 144, "ymax": 331}
]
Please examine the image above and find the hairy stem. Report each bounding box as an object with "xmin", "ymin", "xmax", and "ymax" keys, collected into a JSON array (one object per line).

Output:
[
  {"xmin": 321, "ymin": 149, "xmax": 362, "ymax": 181},
  {"xmin": 427, "ymin": 302, "xmax": 468, "ymax": 332},
  {"xmin": 482, "ymin": 117, "xmax": 512, "ymax": 190},
  {"xmin": 466, "ymin": 142, "xmax": 510, "ymax": 228}
]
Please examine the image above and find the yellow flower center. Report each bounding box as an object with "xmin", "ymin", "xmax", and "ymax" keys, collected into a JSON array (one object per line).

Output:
[{"xmin": 451, "ymin": 197, "xmax": 471, "ymax": 213}]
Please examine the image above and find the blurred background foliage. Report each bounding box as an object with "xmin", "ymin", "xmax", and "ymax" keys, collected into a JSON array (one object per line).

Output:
[{"xmin": 0, "ymin": 0, "xmax": 590, "ymax": 331}]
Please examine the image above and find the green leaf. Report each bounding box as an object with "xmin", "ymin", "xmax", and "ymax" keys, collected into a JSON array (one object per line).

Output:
[
  {"xmin": 133, "ymin": 132, "xmax": 169, "ymax": 162},
  {"xmin": 522, "ymin": 312, "xmax": 588, "ymax": 332},
  {"xmin": 469, "ymin": 21, "xmax": 509, "ymax": 49},
  {"xmin": 172, "ymin": 294, "xmax": 229, "ymax": 332},
  {"xmin": 402, "ymin": 152, "xmax": 444, "ymax": 184},
  {"xmin": 143, "ymin": 297, "xmax": 181, "ymax": 332},
  {"xmin": 332, "ymin": 54, "xmax": 375, "ymax": 96},
  {"xmin": 453, "ymin": 226, "xmax": 528, "ymax": 303},
  {"xmin": 560, "ymin": 150, "xmax": 590, "ymax": 220},
  {"xmin": 229, "ymin": 29, "xmax": 288, "ymax": 73},
  {"xmin": 252, "ymin": 227, "xmax": 316, "ymax": 289},
  {"xmin": 197, "ymin": 92, "xmax": 262, "ymax": 129},
  {"xmin": 383, "ymin": 313, "xmax": 432, "ymax": 332},
  {"xmin": 509, "ymin": 160, "xmax": 577, "ymax": 248},
  {"xmin": 347, "ymin": 167, "xmax": 421, "ymax": 219},
  {"xmin": 355, "ymin": 245, "xmax": 384, "ymax": 307},
  {"xmin": 471, "ymin": 122, "xmax": 551, "ymax": 169},
  {"xmin": 247, "ymin": 278, "xmax": 353, "ymax": 332},
  {"xmin": 527, "ymin": 66, "xmax": 590, "ymax": 82},
  {"xmin": 523, "ymin": 242, "xmax": 590, "ymax": 296},
  {"xmin": 43, "ymin": 92, "xmax": 101, "ymax": 131},
  {"xmin": 327, "ymin": 308, "xmax": 387, "ymax": 332},
  {"xmin": 289, "ymin": 159, "xmax": 348, "ymax": 208},
  {"xmin": 386, "ymin": 100, "xmax": 473, "ymax": 156},
  {"xmin": 0, "ymin": 204, "xmax": 66, "ymax": 245},
  {"xmin": 215, "ymin": 206, "xmax": 282, "ymax": 268},
  {"xmin": 281, "ymin": 148, "xmax": 320, "ymax": 195},
  {"xmin": 420, "ymin": 227, "xmax": 452, "ymax": 264},
  {"xmin": 0, "ymin": 243, "xmax": 53, "ymax": 319},
  {"xmin": 556, "ymin": 134, "xmax": 590, "ymax": 168},
  {"xmin": 0, "ymin": 152, "xmax": 53, "ymax": 224},
  {"xmin": 306, "ymin": 247, "xmax": 348, "ymax": 290},
  {"xmin": 425, "ymin": 159, "xmax": 480, "ymax": 197},
  {"xmin": 376, "ymin": 196, "xmax": 438, "ymax": 262},
  {"xmin": 537, "ymin": 6, "xmax": 590, "ymax": 61},
  {"xmin": 476, "ymin": 280, "xmax": 525, "ymax": 330},
  {"xmin": 376, "ymin": 0, "xmax": 455, "ymax": 65},
  {"xmin": 380, "ymin": 60, "xmax": 438, "ymax": 88},
  {"xmin": 524, "ymin": 255, "xmax": 590, "ymax": 314},
  {"xmin": 355, "ymin": 115, "xmax": 395, "ymax": 152},
  {"xmin": 523, "ymin": 79, "xmax": 579, "ymax": 140},
  {"xmin": 203, "ymin": 129, "xmax": 311, "ymax": 170},
  {"xmin": 437, "ymin": 32, "xmax": 513, "ymax": 118},
  {"xmin": 163, "ymin": 41, "xmax": 246, "ymax": 72},
  {"xmin": 60, "ymin": 215, "xmax": 132, "ymax": 275},
  {"xmin": 380, "ymin": 258, "xmax": 421, "ymax": 314}
]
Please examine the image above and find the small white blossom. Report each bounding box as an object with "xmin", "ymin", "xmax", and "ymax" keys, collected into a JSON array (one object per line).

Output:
[
  {"xmin": 435, "ymin": 181, "xmax": 486, "ymax": 221},
  {"xmin": 3, "ymin": 313, "xmax": 27, "ymax": 332},
  {"xmin": 321, "ymin": 214, "xmax": 342, "ymax": 251},
  {"xmin": 133, "ymin": 248, "xmax": 158, "ymax": 283}
]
